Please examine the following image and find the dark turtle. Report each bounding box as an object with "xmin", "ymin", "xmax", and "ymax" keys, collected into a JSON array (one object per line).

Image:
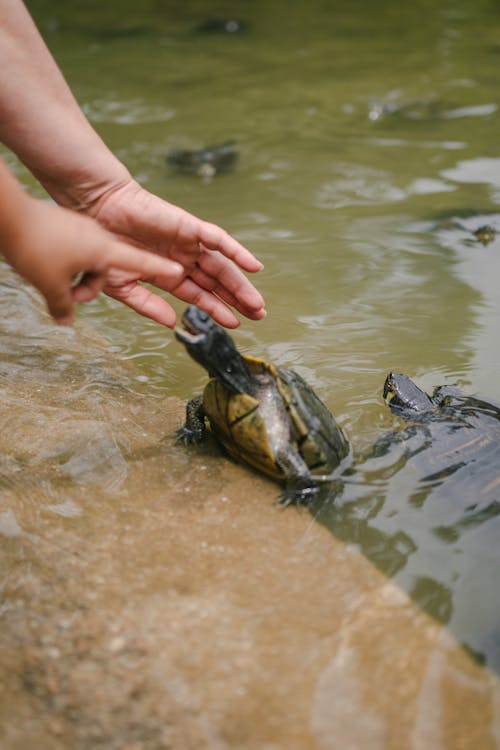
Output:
[
  {"xmin": 473, "ymin": 225, "xmax": 496, "ymax": 245},
  {"xmin": 314, "ymin": 370, "xmax": 500, "ymax": 564},
  {"xmin": 175, "ymin": 306, "xmax": 350, "ymax": 503},
  {"xmin": 312, "ymin": 371, "xmax": 500, "ymax": 667},
  {"xmin": 380, "ymin": 371, "xmax": 500, "ymax": 511},
  {"xmin": 166, "ymin": 141, "xmax": 238, "ymax": 178},
  {"xmin": 194, "ymin": 17, "xmax": 250, "ymax": 34}
]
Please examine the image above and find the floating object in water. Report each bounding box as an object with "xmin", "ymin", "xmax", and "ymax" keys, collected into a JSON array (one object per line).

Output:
[
  {"xmin": 368, "ymin": 98, "xmax": 443, "ymax": 122},
  {"xmin": 194, "ymin": 18, "xmax": 250, "ymax": 35},
  {"xmin": 166, "ymin": 141, "xmax": 238, "ymax": 178},
  {"xmin": 473, "ymin": 225, "xmax": 496, "ymax": 245}
]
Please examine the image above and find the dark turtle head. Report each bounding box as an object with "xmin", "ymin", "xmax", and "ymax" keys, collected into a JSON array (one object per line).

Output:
[
  {"xmin": 383, "ymin": 372, "xmax": 434, "ymax": 416},
  {"xmin": 175, "ymin": 306, "xmax": 255, "ymax": 394}
]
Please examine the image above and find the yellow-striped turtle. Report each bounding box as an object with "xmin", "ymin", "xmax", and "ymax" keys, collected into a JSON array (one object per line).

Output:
[{"xmin": 175, "ymin": 306, "xmax": 350, "ymax": 503}]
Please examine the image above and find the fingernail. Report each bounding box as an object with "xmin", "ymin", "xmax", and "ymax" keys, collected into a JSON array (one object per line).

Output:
[{"xmin": 170, "ymin": 261, "xmax": 184, "ymax": 275}]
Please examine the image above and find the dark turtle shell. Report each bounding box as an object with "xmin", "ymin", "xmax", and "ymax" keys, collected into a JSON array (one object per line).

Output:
[
  {"xmin": 166, "ymin": 141, "xmax": 238, "ymax": 177},
  {"xmin": 202, "ymin": 355, "xmax": 349, "ymax": 483}
]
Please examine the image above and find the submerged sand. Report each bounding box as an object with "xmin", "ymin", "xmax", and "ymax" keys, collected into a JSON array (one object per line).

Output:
[{"xmin": 0, "ymin": 278, "xmax": 499, "ymax": 749}]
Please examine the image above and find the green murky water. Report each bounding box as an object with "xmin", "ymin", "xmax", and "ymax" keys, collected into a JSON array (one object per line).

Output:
[
  {"xmin": 13, "ymin": 0, "xmax": 500, "ymax": 409},
  {"xmin": 2, "ymin": 1, "xmax": 500, "ymax": 746}
]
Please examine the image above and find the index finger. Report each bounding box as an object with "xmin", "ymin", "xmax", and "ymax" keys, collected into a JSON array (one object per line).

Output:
[{"xmin": 103, "ymin": 241, "xmax": 184, "ymax": 283}]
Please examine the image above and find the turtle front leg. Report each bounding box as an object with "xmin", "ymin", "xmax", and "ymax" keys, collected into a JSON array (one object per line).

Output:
[{"xmin": 176, "ymin": 395, "xmax": 207, "ymax": 444}]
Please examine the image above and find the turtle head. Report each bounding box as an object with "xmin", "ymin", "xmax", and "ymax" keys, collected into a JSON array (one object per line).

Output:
[
  {"xmin": 383, "ymin": 372, "xmax": 434, "ymax": 416},
  {"xmin": 175, "ymin": 306, "xmax": 254, "ymax": 394}
]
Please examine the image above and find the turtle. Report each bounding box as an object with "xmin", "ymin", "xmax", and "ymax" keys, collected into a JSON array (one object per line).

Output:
[
  {"xmin": 194, "ymin": 17, "xmax": 250, "ymax": 35},
  {"xmin": 312, "ymin": 369, "xmax": 500, "ymax": 557},
  {"xmin": 175, "ymin": 306, "xmax": 351, "ymax": 503},
  {"xmin": 381, "ymin": 371, "xmax": 500, "ymax": 508},
  {"xmin": 312, "ymin": 371, "xmax": 500, "ymax": 667},
  {"xmin": 473, "ymin": 225, "xmax": 496, "ymax": 245},
  {"xmin": 166, "ymin": 141, "xmax": 238, "ymax": 179}
]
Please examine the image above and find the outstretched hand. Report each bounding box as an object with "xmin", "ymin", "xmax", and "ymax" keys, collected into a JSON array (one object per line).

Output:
[
  {"xmin": 87, "ymin": 180, "xmax": 266, "ymax": 329},
  {"xmin": 0, "ymin": 192, "xmax": 191, "ymax": 326}
]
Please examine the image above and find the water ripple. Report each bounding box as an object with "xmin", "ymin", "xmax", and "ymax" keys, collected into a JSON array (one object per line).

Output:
[{"xmin": 83, "ymin": 98, "xmax": 176, "ymax": 124}]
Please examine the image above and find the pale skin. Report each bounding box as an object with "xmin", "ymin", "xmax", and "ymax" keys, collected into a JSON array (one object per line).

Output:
[{"xmin": 0, "ymin": 0, "xmax": 265, "ymax": 328}]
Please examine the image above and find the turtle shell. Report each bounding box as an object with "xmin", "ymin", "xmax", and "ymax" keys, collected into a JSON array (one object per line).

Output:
[{"xmin": 202, "ymin": 355, "xmax": 349, "ymax": 481}]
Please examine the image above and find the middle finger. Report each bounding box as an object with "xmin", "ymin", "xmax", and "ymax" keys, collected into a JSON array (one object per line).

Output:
[{"xmin": 196, "ymin": 248, "xmax": 265, "ymax": 314}]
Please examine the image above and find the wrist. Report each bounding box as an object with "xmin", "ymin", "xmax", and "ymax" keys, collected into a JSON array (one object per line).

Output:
[{"xmin": 29, "ymin": 136, "xmax": 134, "ymax": 214}]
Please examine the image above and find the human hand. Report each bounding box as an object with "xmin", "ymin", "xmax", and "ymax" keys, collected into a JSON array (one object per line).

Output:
[
  {"xmin": 0, "ymin": 1, "xmax": 265, "ymax": 329},
  {"xmin": 1, "ymin": 195, "xmax": 188, "ymax": 326},
  {"xmin": 87, "ymin": 179, "xmax": 266, "ymax": 329}
]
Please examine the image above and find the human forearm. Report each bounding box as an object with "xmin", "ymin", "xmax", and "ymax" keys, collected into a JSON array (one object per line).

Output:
[
  {"xmin": 0, "ymin": 1, "xmax": 266, "ymax": 327},
  {"xmin": 0, "ymin": 0, "xmax": 130, "ymax": 208}
]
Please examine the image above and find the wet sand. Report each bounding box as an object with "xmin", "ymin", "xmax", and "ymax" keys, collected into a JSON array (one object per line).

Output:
[{"xmin": 1, "ymin": 278, "xmax": 499, "ymax": 749}]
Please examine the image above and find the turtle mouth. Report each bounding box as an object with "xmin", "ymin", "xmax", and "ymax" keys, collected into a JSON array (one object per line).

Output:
[{"xmin": 174, "ymin": 319, "xmax": 206, "ymax": 346}]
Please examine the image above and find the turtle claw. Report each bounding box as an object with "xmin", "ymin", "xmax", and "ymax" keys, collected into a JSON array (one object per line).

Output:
[
  {"xmin": 279, "ymin": 483, "xmax": 320, "ymax": 506},
  {"xmin": 176, "ymin": 426, "xmax": 204, "ymax": 445},
  {"xmin": 279, "ymin": 477, "xmax": 343, "ymax": 506}
]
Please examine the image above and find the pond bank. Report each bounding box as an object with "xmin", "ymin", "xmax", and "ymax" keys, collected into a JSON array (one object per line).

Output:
[{"xmin": 0, "ymin": 274, "xmax": 499, "ymax": 749}]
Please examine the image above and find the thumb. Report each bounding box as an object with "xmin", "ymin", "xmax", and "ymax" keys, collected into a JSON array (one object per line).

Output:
[
  {"xmin": 71, "ymin": 271, "xmax": 106, "ymax": 303},
  {"xmin": 45, "ymin": 287, "xmax": 74, "ymax": 326}
]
